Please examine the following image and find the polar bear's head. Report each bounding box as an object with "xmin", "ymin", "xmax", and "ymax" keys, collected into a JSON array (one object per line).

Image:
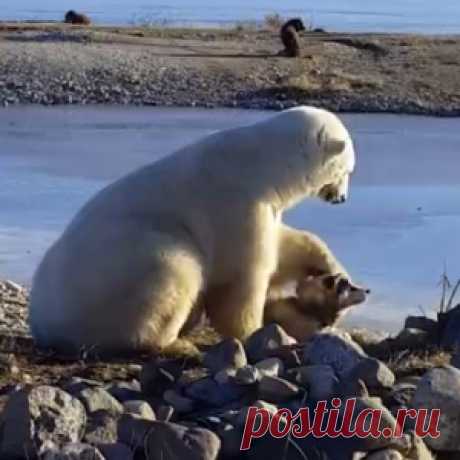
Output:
[{"xmin": 254, "ymin": 106, "xmax": 355, "ymax": 208}]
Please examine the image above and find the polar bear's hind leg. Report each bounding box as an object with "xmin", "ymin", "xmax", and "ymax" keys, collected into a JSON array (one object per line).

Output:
[{"xmin": 132, "ymin": 233, "xmax": 205, "ymax": 352}]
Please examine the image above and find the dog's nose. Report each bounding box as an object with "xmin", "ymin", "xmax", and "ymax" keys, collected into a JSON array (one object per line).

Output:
[{"xmin": 331, "ymin": 195, "xmax": 346, "ymax": 205}]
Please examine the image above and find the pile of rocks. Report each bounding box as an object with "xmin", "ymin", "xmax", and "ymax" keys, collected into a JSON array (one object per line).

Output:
[
  {"xmin": 0, "ymin": 280, "xmax": 29, "ymax": 330},
  {"xmin": 0, "ymin": 321, "xmax": 459, "ymax": 459},
  {"xmin": 0, "ymin": 280, "xmax": 459, "ymax": 459}
]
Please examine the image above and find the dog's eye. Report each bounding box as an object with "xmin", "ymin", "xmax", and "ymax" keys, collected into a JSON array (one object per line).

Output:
[
  {"xmin": 336, "ymin": 279, "xmax": 350, "ymax": 295},
  {"xmin": 322, "ymin": 275, "xmax": 336, "ymax": 290}
]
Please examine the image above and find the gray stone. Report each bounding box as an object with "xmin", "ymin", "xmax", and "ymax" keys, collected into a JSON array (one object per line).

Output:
[
  {"xmin": 144, "ymin": 422, "xmax": 221, "ymax": 460},
  {"xmin": 140, "ymin": 361, "xmax": 176, "ymax": 397},
  {"xmin": 409, "ymin": 433, "xmax": 435, "ymax": 460},
  {"xmin": 0, "ymin": 385, "xmax": 87, "ymax": 459},
  {"xmin": 338, "ymin": 397, "xmax": 406, "ymax": 452},
  {"xmin": 123, "ymin": 400, "xmax": 156, "ymax": 421},
  {"xmin": 215, "ymin": 424, "xmax": 243, "ymax": 460},
  {"xmin": 118, "ymin": 414, "xmax": 155, "ymax": 448},
  {"xmin": 269, "ymin": 347, "xmax": 301, "ymax": 368},
  {"xmin": 404, "ymin": 316, "xmax": 438, "ymax": 334},
  {"xmin": 184, "ymin": 377, "xmax": 245, "ymax": 407},
  {"xmin": 346, "ymin": 358, "xmax": 395, "ymax": 392},
  {"xmin": 78, "ymin": 387, "xmax": 124, "ymax": 417},
  {"xmin": 64, "ymin": 377, "xmax": 104, "ymax": 395},
  {"xmin": 245, "ymin": 324, "xmax": 296, "ymax": 363},
  {"xmin": 42, "ymin": 443, "xmax": 105, "ymax": 460},
  {"xmin": 156, "ymin": 404, "xmax": 175, "ymax": 422},
  {"xmin": 303, "ymin": 329, "xmax": 367, "ymax": 378},
  {"xmin": 393, "ymin": 328, "xmax": 430, "ymax": 349},
  {"xmin": 257, "ymin": 375, "xmax": 300, "ymax": 403},
  {"xmin": 390, "ymin": 381, "xmax": 418, "ymax": 407},
  {"xmin": 106, "ymin": 381, "xmax": 142, "ymax": 402},
  {"xmin": 350, "ymin": 328, "xmax": 389, "ymax": 348},
  {"xmin": 236, "ymin": 400, "xmax": 278, "ymax": 427},
  {"xmin": 163, "ymin": 389, "xmax": 196, "ymax": 414},
  {"xmin": 203, "ymin": 338, "xmax": 247, "ymax": 374},
  {"xmin": 84, "ymin": 411, "xmax": 119, "ymax": 445},
  {"xmin": 294, "ymin": 364, "xmax": 339, "ymax": 400},
  {"xmin": 254, "ymin": 357, "xmax": 284, "ymax": 377},
  {"xmin": 440, "ymin": 304, "xmax": 460, "ymax": 348},
  {"xmin": 234, "ymin": 365, "xmax": 260, "ymax": 385},
  {"xmin": 411, "ymin": 366, "xmax": 460, "ymax": 451},
  {"xmin": 214, "ymin": 367, "xmax": 237, "ymax": 384},
  {"xmin": 98, "ymin": 443, "xmax": 134, "ymax": 460},
  {"xmin": 364, "ymin": 450, "xmax": 404, "ymax": 460}
]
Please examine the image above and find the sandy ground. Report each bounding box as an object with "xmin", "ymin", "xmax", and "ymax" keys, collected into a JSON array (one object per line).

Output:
[{"xmin": 0, "ymin": 22, "xmax": 459, "ymax": 114}]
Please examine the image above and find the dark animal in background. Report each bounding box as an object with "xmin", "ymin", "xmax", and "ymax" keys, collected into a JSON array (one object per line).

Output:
[
  {"xmin": 279, "ymin": 18, "xmax": 306, "ymax": 57},
  {"xmin": 64, "ymin": 10, "xmax": 91, "ymax": 25}
]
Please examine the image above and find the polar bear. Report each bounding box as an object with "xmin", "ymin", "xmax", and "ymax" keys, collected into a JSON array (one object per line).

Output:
[{"xmin": 29, "ymin": 106, "xmax": 356, "ymax": 355}]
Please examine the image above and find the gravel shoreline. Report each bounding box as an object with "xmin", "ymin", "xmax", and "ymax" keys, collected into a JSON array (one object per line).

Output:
[
  {"xmin": 0, "ymin": 24, "xmax": 459, "ymax": 115},
  {"xmin": 1, "ymin": 279, "xmax": 460, "ymax": 459}
]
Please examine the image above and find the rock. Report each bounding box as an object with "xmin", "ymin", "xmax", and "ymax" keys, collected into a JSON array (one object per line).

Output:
[
  {"xmin": 257, "ymin": 375, "xmax": 300, "ymax": 403},
  {"xmin": 411, "ymin": 366, "xmax": 460, "ymax": 451},
  {"xmin": 123, "ymin": 400, "xmax": 156, "ymax": 421},
  {"xmin": 141, "ymin": 360, "xmax": 176, "ymax": 397},
  {"xmin": 42, "ymin": 443, "xmax": 105, "ymax": 460},
  {"xmin": 214, "ymin": 367, "xmax": 237, "ymax": 384},
  {"xmin": 440, "ymin": 304, "xmax": 460, "ymax": 348},
  {"xmin": 78, "ymin": 387, "xmax": 124, "ymax": 417},
  {"xmin": 234, "ymin": 365, "xmax": 260, "ymax": 385},
  {"xmin": 185, "ymin": 377, "xmax": 245, "ymax": 407},
  {"xmin": 404, "ymin": 316, "xmax": 438, "ymax": 334},
  {"xmin": 388, "ymin": 381, "xmax": 418, "ymax": 407},
  {"xmin": 350, "ymin": 328, "xmax": 390, "ymax": 348},
  {"xmin": 303, "ymin": 329, "xmax": 367, "ymax": 378},
  {"xmin": 393, "ymin": 328, "xmax": 430, "ymax": 349},
  {"xmin": 236, "ymin": 400, "xmax": 278, "ymax": 427},
  {"xmin": 268, "ymin": 347, "xmax": 301, "ymax": 368},
  {"xmin": 345, "ymin": 358, "xmax": 395, "ymax": 394},
  {"xmin": 156, "ymin": 404, "xmax": 175, "ymax": 422},
  {"xmin": 203, "ymin": 338, "xmax": 247, "ymax": 373},
  {"xmin": 64, "ymin": 377, "xmax": 104, "ymax": 395},
  {"xmin": 163, "ymin": 389, "xmax": 196, "ymax": 414},
  {"xmin": 294, "ymin": 364, "xmax": 339, "ymax": 400},
  {"xmin": 106, "ymin": 381, "xmax": 142, "ymax": 402},
  {"xmin": 451, "ymin": 350, "xmax": 460, "ymax": 369},
  {"xmin": 254, "ymin": 357, "xmax": 284, "ymax": 377},
  {"xmin": 215, "ymin": 424, "xmax": 243, "ymax": 459},
  {"xmin": 143, "ymin": 422, "xmax": 221, "ymax": 460},
  {"xmin": 337, "ymin": 397, "xmax": 405, "ymax": 452},
  {"xmin": 0, "ymin": 385, "xmax": 87, "ymax": 459},
  {"xmin": 364, "ymin": 450, "xmax": 404, "ymax": 460},
  {"xmin": 84, "ymin": 411, "xmax": 119, "ymax": 445},
  {"xmin": 245, "ymin": 324, "xmax": 296, "ymax": 363},
  {"xmin": 118, "ymin": 414, "xmax": 155, "ymax": 448},
  {"xmin": 4, "ymin": 280, "xmax": 23, "ymax": 294},
  {"xmin": 98, "ymin": 443, "xmax": 134, "ymax": 460}
]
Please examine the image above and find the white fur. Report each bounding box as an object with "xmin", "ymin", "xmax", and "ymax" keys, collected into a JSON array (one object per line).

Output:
[{"xmin": 29, "ymin": 106, "xmax": 355, "ymax": 353}]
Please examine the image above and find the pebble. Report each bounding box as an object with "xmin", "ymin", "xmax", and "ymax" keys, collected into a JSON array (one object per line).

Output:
[
  {"xmin": 257, "ymin": 375, "xmax": 300, "ymax": 403},
  {"xmin": 123, "ymin": 400, "xmax": 156, "ymax": 421},
  {"xmin": 245, "ymin": 323, "xmax": 296, "ymax": 363},
  {"xmin": 203, "ymin": 337, "xmax": 247, "ymax": 374}
]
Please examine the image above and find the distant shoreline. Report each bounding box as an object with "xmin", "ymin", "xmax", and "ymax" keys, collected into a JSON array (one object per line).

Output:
[{"xmin": 0, "ymin": 22, "xmax": 459, "ymax": 116}]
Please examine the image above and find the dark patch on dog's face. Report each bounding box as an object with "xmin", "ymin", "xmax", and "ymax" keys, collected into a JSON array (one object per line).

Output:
[
  {"xmin": 318, "ymin": 184, "xmax": 346, "ymax": 204},
  {"xmin": 283, "ymin": 18, "xmax": 306, "ymax": 32}
]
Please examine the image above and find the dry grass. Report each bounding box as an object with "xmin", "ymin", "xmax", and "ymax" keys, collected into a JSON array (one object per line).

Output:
[{"xmin": 264, "ymin": 13, "xmax": 284, "ymax": 31}]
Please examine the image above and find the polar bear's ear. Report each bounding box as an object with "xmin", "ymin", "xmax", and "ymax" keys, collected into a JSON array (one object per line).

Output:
[{"xmin": 317, "ymin": 125, "xmax": 346, "ymax": 156}]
